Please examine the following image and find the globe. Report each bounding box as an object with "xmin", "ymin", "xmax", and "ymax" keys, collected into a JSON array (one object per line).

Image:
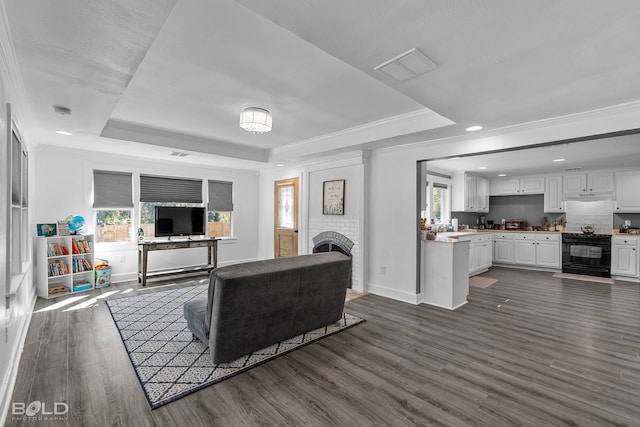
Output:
[{"xmin": 67, "ymin": 215, "xmax": 85, "ymax": 232}]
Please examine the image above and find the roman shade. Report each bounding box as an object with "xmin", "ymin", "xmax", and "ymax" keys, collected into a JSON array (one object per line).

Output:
[
  {"xmin": 93, "ymin": 170, "xmax": 133, "ymax": 208},
  {"xmin": 208, "ymin": 180, "xmax": 233, "ymax": 211},
  {"xmin": 140, "ymin": 174, "xmax": 202, "ymax": 203}
]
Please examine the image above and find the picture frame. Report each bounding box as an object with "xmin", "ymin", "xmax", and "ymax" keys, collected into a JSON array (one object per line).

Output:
[
  {"xmin": 37, "ymin": 223, "xmax": 57, "ymax": 236},
  {"xmin": 323, "ymin": 180, "xmax": 345, "ymax": 215}
]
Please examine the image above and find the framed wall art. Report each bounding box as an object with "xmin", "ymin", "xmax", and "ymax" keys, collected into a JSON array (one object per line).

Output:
[{"xmin": 323, "ymin": 180, "xmax": 345, "ymax": 215}]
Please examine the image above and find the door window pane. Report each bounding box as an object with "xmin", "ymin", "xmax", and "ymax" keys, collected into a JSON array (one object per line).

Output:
[{"xmin": 278, "ymin": 186, "xmax": 294, "ymax": 229}]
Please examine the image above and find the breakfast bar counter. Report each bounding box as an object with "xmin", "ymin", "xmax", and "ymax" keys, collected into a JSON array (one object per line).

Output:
[{"xmin": 420, "ymin": 238, "xmax": 469, "ymax": 310}]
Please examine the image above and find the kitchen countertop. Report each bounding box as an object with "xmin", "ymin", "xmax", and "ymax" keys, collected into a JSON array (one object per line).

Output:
[{"xmin": 436, "ymin": 229, "xmax": 562, "ymax": 238}]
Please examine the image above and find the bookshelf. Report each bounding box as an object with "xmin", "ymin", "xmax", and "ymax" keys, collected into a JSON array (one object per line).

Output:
[{"xmin": 37, "ymin": 234, "xmax": 95, "ymax": 299}]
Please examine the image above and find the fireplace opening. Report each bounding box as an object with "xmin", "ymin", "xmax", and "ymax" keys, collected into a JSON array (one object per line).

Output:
[{"xmin": 312, "ymin": 231, "xmax": 354, "ymax": 288}]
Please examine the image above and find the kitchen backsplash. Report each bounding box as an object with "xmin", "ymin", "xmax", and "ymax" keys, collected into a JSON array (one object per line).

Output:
[
  {"xmin": 565, "ymin": 200, "xmax": 614, "ymax": 234},
  {"xmin": 451, "ymin": 194, "xmax": 637, "ymax": 232}
]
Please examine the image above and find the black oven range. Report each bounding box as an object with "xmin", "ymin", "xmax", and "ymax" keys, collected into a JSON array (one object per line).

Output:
[{"xmin": 561, "ymin": 233, "xmax": 612, "ymax": 278}]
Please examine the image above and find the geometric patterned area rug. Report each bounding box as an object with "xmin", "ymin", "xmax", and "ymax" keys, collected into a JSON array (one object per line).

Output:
[{"xmin": 105, "ymin": 284, "xmax": 364, "ymax": 409}]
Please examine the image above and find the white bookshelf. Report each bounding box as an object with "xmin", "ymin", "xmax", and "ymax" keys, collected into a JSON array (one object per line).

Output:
[{"xmin": 37, "ymin": 234, "xmax": 95, "ymax": 299}]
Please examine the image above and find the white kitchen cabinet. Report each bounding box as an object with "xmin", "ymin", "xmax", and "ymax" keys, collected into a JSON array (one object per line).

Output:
[
  {"xmin": 476, "ymin": 176, "xmax": 490, "ymax": 213},
  {"xmin": 611, "ymin": 236, "xmax": 639, "ymax": 278},
  {"xmin": 458, "ymin": 234, "xmax": 493, "ymax": 276},
  {"xmin": 452, "ymin": 172, "xmax": 489, "ymax": 213},
  {"xmin": 535, "ymin": 234, "xmax": 561, "ymax": 268},
  {"xmin": 514, "ymin": 234, "xmax": 537, "ymax": 266},
  {"xmin": 493, "ymin": 233, "xmax": 514, "ymax": 264},
  {"xmin": 544, "ymin": 175, "xmax": 564, "ymax": 213},
  {"xmin": 490, "ymin": 176, "xmax": 544, "ymax": 196},
  {"xmin": 563, "ymin": 172, "xmax": 614, "ymax": 193},
  {"xmin": 615, "ymin": 170, "xmax": 640, "ymax": 213},
  {"xmin": 513, "ymin": 233, "xmax": 560, "ymax": 268}
]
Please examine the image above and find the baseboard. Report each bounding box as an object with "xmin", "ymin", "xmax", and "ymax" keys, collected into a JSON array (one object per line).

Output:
[
  {"xmin": 366, "ymin": 282, "xmax": 420, "ymax": 305},
  {"xmin": 0, "ymin": 289, "xmax": 38, "ymax": 427}
]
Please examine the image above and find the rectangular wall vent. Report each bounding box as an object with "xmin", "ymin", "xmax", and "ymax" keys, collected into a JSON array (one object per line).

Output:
[
  {"xmin": 564, "ymin": 167, "xmax": 583, "ymax": 172},
  {"xmin": 374, "ymin": 48, "xmax": 438, "ymax": 83},
  {"xmin": 170, "ymin": 151, "xmax": 190, "ymax": 157}
]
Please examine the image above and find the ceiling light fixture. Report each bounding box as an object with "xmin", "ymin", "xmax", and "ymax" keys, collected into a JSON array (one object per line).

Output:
[
  {"xmin": 553, "ymin": 158, "xmax": 566, "ymax": 162},
  {"xmin": 498, "ymin": 173, "xmax": 507, "ymax": 177},
  {"xmin": 239, "ymin": 107, "xmax": 272, "ymax": 134},
  {"xmin": 55, "ymin": 130, "xmax": 72, "ymax": 136},
  {"xmin": 478, "ymin": 166, "xmax": 488, "ymax": 170},
  {"xmin": 465, "ymin": 125, "xmax": 483, "ymax": 132}
]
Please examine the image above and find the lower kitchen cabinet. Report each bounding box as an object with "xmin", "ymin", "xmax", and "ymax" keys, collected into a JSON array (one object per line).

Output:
[
  {"xmin": 535, "ymin": 234, "xmax": 561, "ymax": 268},
  {"xmin": 499, "ymin": 233, "xmax": 560, "ymax": 269},
  {"xmin": 611, "ymin": 236, "xmax": 639, "ymax": 278},
  {"xmin": 493, "ymin": 233, "xmax": 514, "ymax": 264},
  {"xmin": 459, "ymin": 234, "xmax": 493, "ymax": 276}
]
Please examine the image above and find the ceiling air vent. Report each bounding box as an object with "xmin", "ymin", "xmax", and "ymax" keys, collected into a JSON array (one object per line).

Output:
[
  {"xmin": 170, "ymin": 151, "xmax": 190, "ymax": 157},
  {"xmin": 374, "ymin": 48, "xmax": 438, "ymax": 83},
  {"xmin": 564, "ymin": 167, "xmax": 583, "ymax": 172}
]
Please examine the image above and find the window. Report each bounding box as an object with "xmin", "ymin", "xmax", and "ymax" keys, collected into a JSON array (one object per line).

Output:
[
  {"xmin": 208, "ymin": 180, "xmax": 233, "ymax": 238},
  {"xmin": 93, "ymin": 170, "xmax": 133, "ymax": 243},
  {"xmin": 426, "ymin": 175, "xmax": 451, "ymax": 224},
  {"xmin": 139, "ymin": 175, "xmax": 203, "ymax": 239}
]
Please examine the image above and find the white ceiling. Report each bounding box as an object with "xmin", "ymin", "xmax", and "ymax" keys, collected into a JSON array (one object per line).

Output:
[{"xmin": 5, "ymin": 0, "xmax": 640, "ymax": 169}]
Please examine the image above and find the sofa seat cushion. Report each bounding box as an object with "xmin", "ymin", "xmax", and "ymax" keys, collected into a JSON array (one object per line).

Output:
[{"xmin": 183, "ymin": 297, "xmax": 209, "ymax": 343}]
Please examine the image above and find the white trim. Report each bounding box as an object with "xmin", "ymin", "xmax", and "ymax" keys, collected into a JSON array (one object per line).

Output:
[
  {"xmin": 367, "ymin": 282, "xmax": 420, "ymax": 305},
  {"xmin": 301, "ymin": 151, "xmax": 367, "ymax": 172},
  {"xmin": 0, "ymin": 291, "xmax": 37, "ymax": 427},
  {"xmin": 419, "ymin": 300, "xmax": 468, "ymax": 311}
]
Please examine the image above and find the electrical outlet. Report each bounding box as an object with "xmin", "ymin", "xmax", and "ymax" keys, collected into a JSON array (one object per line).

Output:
[{"xmin": 379, "ymin": 265, "xmax": 386, "ymax": 275}]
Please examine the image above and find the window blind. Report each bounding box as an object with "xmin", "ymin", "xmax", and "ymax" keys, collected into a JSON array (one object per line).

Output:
[
  {"xmin": 208, "ymin": 180, "xmax": 233, "ymax": 211},
  {"xmin": 140, "ymin": 174, "xmax": 202, "ymax": 203},
  {"xmin": 93, "ymin": 170, "xmax": 133, "ymax": 208}
]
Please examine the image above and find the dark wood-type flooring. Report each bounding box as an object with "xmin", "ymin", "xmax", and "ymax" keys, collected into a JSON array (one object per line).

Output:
[{"xmin": 6, "ymin": 267, "xmax": 640, "ymax": 426}]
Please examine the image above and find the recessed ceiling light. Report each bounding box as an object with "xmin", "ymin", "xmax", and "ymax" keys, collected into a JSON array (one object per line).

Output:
[
  {"xmin": 465, "ymin": 125, "xmax": 483, "ymax": 132},
  {"xmin": 276, "ymin": 164, "xmax": 285, "ymax": 167},
  {"xmin": 553, "ymin": 158, "xmax": 566, "ymax": 162},
  {"xmin": 55, "ymin": 130, "xmax": 72, "ymax": 136},
  {"xmin": 478, "ymin": 166, "xmax": 488, "ymax": 170},
  {"xmin": 498, "ymin": 173, "xmax": 507, "ymax": 177}
]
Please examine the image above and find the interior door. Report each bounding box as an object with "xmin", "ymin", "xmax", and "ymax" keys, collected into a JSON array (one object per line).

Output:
[{"xmin": 274, "ymin": 178, "xmax": 299, "ymax": 258}]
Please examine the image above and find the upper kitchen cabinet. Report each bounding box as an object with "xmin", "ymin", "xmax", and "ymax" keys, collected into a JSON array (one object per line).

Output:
[
  {"xmin": 452, "ymin": 172, "xmax": 489, "ymax": 213},
  {"xmin": 544, "ymin": 175, "xmax": 564, "ymax": 213},
  {"xmin": 563, "ymin": 172, "xmax": 614, "ymax": 193},
  {"xmin": 615, "ymin": 170, "xmax": 640, "ymax": 213},
  {"xmin": 490, "ymin": 176, "xmax": 544, "ymax": 196}
]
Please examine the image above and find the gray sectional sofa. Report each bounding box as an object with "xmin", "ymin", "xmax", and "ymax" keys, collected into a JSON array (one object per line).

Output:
[{"xmin": 183, "ymin": 252, "xmax": 352, "ymax": 364}]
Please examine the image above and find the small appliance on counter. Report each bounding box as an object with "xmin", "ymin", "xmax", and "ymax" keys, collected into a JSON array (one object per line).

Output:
[{"xmin": 505, "ymin": 219, "xmax": 526, "ymax": 230}]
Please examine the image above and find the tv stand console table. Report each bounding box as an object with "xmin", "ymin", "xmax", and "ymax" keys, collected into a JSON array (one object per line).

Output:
[{"xmin": 137, "ymin": 238, "xmax": 219, "ymax": 286}]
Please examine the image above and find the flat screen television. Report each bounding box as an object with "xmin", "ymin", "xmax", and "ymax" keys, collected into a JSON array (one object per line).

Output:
[{"xmin": 154, "ymin": 206, "xmax": 206, "ymax": 237}]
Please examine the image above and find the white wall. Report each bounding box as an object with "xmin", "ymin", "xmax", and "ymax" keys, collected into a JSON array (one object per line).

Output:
[
  {"xmin": 33, "ymin": 145, "xmax": 260, "ymax": 282},
  {"xmin": 0, "ymin": 4, "xmax": 37, "ymax": 421}
]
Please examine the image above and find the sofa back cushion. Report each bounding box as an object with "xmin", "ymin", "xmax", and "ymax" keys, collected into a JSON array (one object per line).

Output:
[{"xmin": 208, "ymin": 252, "xmax": 351, "ymax": 363}]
